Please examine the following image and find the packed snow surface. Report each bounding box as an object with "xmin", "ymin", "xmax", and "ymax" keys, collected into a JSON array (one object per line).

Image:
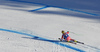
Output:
[{"xmin": 0, "ymin": 0, "xmax": 100, "ymax": 52}]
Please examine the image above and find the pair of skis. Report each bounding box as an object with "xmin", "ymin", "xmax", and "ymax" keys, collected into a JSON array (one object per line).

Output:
[{"xmin": 58, "ymin": 38, "xmax": 84, "ymax": 45}]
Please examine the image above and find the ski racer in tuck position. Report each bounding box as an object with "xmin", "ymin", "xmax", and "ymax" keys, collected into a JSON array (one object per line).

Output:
[{"xmin": 60, "ymin": 30, "xmax": 77, "ymax": 43}]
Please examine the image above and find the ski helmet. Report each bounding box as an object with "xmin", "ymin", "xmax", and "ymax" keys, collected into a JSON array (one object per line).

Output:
[{"xmin": 61, "ymin": 30, "xmax": 65, "ymax": 34}]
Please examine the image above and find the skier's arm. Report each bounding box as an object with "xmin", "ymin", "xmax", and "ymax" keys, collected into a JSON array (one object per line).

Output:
[{"xmin": 61, "ymin": 35, "xmax": 63, "ymax": 40}]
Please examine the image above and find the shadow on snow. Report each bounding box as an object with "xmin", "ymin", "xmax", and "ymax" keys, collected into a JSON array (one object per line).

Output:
[
  {"xmin": 0, "ymin": 0, "xmax": 100, "ymax": 22},
  {"xmin": 22, "ymin": 36, "xmax": 64, "ymax": 43}
]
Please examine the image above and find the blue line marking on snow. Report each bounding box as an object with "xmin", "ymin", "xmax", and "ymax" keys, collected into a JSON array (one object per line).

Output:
[
  {"xmin": 29, "ymin": 6, "xmax": 50, "ymax": 12},
  {"xmin": 55, "ymin": 7, "xmax": 100, "ymax": 16},
  {"xmin": 9, "ymin": 0, "xmax": 100, "ymax": 16},
  {"xmin": 0, "ymin": 28, "xmax": 85, "ymax": 52}
]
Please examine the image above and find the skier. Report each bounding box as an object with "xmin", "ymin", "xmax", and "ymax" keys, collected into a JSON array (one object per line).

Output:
[{"xmin": 60, "ymin": 30, "xmax": 77, "ymax": 43}]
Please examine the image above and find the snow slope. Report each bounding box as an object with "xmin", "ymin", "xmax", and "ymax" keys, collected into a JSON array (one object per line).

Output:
[{"xmin": 0, "ymin": 0, "xmax": 100, "ymax": 52}]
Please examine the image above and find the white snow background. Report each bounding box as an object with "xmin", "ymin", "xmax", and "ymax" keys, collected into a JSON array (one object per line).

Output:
[{"xmin": 0, "ymin": 0, "xmax": 100, "ymax": 52}]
